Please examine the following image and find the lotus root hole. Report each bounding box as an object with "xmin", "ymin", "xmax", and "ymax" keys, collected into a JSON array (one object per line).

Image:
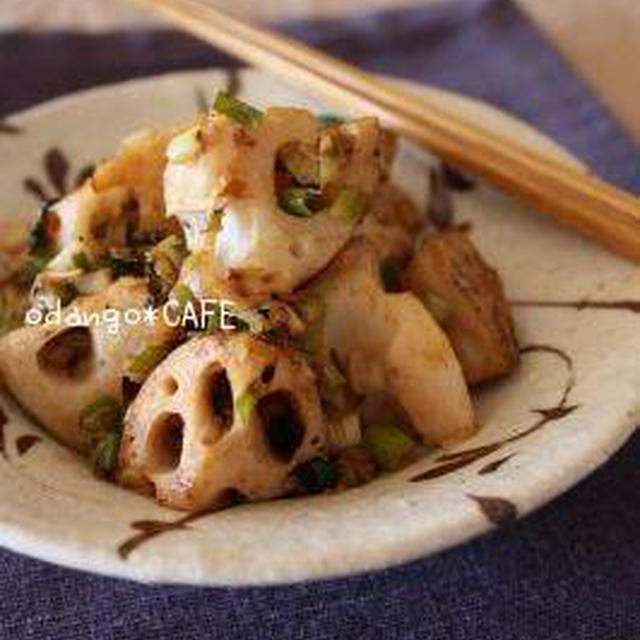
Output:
[
  {"xmin": 257, "ymin": 391, "xmax": 305, "ymax": 462},
  {"xmin": 163, "ymin": 377, "xmax": 179, "ymax": 395},
  {"xmin": 261, "ymin": 364, "xmax": 276, "ymax": 385},
  {"xmin": 36, "ymin": 326, "xmax": 94, "ymax": 379},
  {"xmin": 146, "ymin": 413, "xmax": 184, "ymax": 472},
  {"xmin": 207, "ymin": 367, "xmax": 234, "ymax": 430}
]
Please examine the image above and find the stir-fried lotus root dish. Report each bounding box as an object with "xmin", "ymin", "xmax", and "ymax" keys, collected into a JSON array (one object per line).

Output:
[{"xmin": 0, "ymin": 93, "xmax": 519, "ymax": 512}]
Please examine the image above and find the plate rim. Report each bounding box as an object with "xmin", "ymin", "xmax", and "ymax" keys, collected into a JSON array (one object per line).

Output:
[{"xmin": 0, "ymin": 68, "xmax": 635, "ymax": 586}]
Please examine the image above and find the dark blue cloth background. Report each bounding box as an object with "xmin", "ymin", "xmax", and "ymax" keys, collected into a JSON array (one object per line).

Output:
[{"xmin": 0, "ymin": 1, "xmax": 638, "ymax": 638}]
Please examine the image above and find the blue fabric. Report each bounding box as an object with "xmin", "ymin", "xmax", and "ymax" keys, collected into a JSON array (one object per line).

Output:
[{"xmin": 0, "ymin": 1, "xmax": 638, "ymax": 638}]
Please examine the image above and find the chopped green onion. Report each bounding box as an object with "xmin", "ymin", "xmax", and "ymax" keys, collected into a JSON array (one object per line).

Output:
[
  {"xmin": 27, "ymin": 206, "xmax": 58, "ymax": 274},
  {"xmin": 294, "ymin": 457, "xmax": 340, "ymax": 494},
  {"xmin": 29, "ymin": 205, "xmax": 57, "ymax": 256},
  {"xmin": 421, "ymin": 289, "xmax": 451, "ymax": 325},
  {"xmin": 79, "ymin": 396, "xmax": 123, "ymax": 476},
  {"xmin": 331, "ymin": 188, "xmax": 368, "ymax": 225},
  {"xmin": 363, "ymin": 422, "xmax": 417, "ymax": 471},
  {"xmin": 148, "ymin": 236, "xmax": 186, "ymax": 304},
  {"xmin": 80, "ymin": 396, "xmax": 122, "ymax": 442},
  {"xmin": 214, "ymin": 92, "xmax": 263, "ymax": 129},
  {"xmin": 204, "ymin": 305, "xmax": 222, "ymax": 332},
  {"xmin": 29, "ymin": 214, "xmax": 49, "ymax": 254},
  {"xmin": 72, "ymin": 251, "xmax": 92, "ymax": 271},
  {"xmin": 171, "ymin": 282, "xmax": 194, "ymax": 310},
  {"xmin": 166, "ymin": 126, "xmax": 202, "ymax": 163},
  {"xmin": 278, "ymin": 187, "xmax": 324, "ymax": 218},
  {"xmin": 277, "ymin": 142, "xmax": 319, "ymax": 186},
  {"xmin": 127, "ymin": 342, "xmax": 173, "ymax": 379},
  {"xmin": 236, "ymin": 389, "xmax": 256, "ymax": 424},
  {"xmin": 154, "ymin": 234, "xmax": 184, "ymax": 254},
  {"xmin": 92, "ymin": 430, "xmax": 121, "ymax": 475}
]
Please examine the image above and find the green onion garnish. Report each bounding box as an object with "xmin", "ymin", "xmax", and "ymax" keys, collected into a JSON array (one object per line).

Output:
[
  {"xmin": 171, "ymin": 282, "xmax": 194, "ymax": 310},
  {"xmin": 236, "ymin": 389, "xmax": 256, "ymax": 424},
  {"xmin": 278, "ymin": 142, "xmax": 319, "ymax": 186},
  {"xmin": 29, "ymin": 205, "xmax": 57, "ymax": 256},
  {"xmin": 214, "ymin": 92, "xmax": 263, "ymax": 129},
  {"xmin": 127, "ymin": 342, "xmax": 173, "ymax": 379},
  {"xmin": 294, "ymin": 456, "xmax": 340, "ymax": 494},
  {"xmin": 92, "ymin": 430, "xmax": 121, "ymax": 476},
  {"xmin": 72, "ymin": 251, "xmax": 92, "ymax": 271},
  {"xmin": 278, "ymin": 187, "xmax": 324, "ymax": 218},
  {"xmin": 79, "ymin": 395, "xmax": 124, "ymax": 476},
  {"xmin": 79, "ymin": 396, "xmax": 122, "ymax": 443},
  {"xmin": 363, "ymin": 422, "xmax": 417, "ymax": 471}
]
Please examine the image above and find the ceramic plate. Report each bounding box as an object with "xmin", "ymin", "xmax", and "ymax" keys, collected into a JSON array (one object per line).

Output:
[{"xmin": 0, "ymin": 69, "xmax": 637, "ymax": 585}]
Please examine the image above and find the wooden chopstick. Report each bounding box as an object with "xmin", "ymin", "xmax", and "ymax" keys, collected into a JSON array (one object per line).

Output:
[{"xmin": 130, "ymin": 0, "xmax": 640, "ymax": 261}]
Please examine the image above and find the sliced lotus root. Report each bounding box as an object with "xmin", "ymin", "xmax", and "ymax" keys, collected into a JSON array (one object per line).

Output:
[
  {"xmin": 164, "ymin": 109, "xmax": 389, "ymax": 298},
  {"xmin": 117, "ymin": 332, "xmax": 327, "ymax": 511},
  {"xmin": 298, "ymin": 239, "xmax": 475, "ymax": 446},
  {"xmin": 91, "ymin": 127, "xmax": 177, "ymax": 239},
  {"xmin": 404, "ymin": 229, "xmax": 519, "ymax": 385},
  {"xmin": 0, "ymin": 277, "xmax": 175, "ymax": 451},
  {"xmin": 39, "ymin": 127, "xmax": 179, "ymax": 274}
]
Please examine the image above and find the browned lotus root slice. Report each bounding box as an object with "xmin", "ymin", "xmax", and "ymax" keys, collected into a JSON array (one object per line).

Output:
[
  {"xmin": 118, "ymin": 332, "xmax": 327, "ymax": 511},
  {"xmin": 405, "ymin": 229, "xmax": 519, "ymax": 385},
  {"xmin": 91, "ymin": 127, "xmax": 178, "ymax": 239},
  {"xmin": 42, "ymin": 128, "xmax": 179, "ymax": 273},
  {"xmin": 0, "ymin": 277, "xmax": 175, "ymax": 451},
  {"xmin": 164, "ymin": 110, "xmax": 390, "ymax": 298}
]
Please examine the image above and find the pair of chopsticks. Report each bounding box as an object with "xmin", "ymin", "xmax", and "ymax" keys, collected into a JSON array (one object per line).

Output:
[{"xmin": 131, "ymin": 0, "xmax": 640, "ymax": 261}]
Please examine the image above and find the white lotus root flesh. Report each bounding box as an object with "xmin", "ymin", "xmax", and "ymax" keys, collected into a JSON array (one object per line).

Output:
[
  {"xmin": 0, "ymin": 277, "xmax": 175, "ymax": 451},
  {"xmin": 303, "ymin": 240, "xmax": 476, "ymax": 446},
  {"xmin": 118, "ymin": 333, "xmax": 327, "ymax": 511},
  {"xmin": 164, "ymin": 108, "xmax": 387, "ymax": 298}
]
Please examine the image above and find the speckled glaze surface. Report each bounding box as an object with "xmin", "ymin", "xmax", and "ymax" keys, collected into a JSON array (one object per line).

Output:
[{"xmin": 0, "ymin": 69, "xmax": 637, "ymax": 585}]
